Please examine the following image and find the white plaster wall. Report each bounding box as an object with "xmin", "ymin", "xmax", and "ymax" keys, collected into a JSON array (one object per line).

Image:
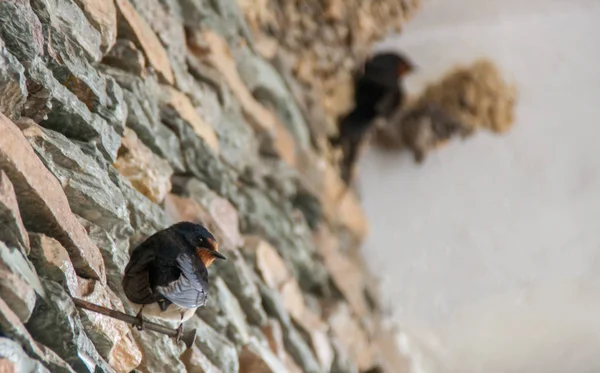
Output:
[{"xmin": 360, "ymin": 0, "xmax": 600, "ymax": 371}]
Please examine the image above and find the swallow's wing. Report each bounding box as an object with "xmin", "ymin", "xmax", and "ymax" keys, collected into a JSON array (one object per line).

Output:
[
  {"xmin": 154, "ymin": 252, "xmax": 208, "ymax": 309},
  {"xmin": 122, "ymin": 240, "xmax": 157, "ymax": 304}
]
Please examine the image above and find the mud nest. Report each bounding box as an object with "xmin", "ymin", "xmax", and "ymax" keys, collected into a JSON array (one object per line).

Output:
[{"xmin": 375, "ymin": 59, "xmax": 518, "ymax": 162}]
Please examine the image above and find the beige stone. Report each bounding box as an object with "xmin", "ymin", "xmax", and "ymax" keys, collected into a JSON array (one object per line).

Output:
[
  {"xmin": 0, "ymin": 262, "xmax": 35, "ymax": 324},
  {"xmin": 0, "ymin": 358, "xmax": 14, "ymax": 373},
  {"xmin": 316, "ymin": 227, "xmax": 368, "ymax": 318},
  {"xmin": 161, "ymin": 85, "xmax": 220, "ymax": 154},
  {"xmin": 0, "ymin": 296, "xmax": 74, "ymax": 373},
  {"xmin": 102, "ymin": 39, "xmax": 146, "ymax": 75},
  {"xmin": 261, "ymin": 319, "xmax": 302, "ymax": 373},
  {"xmin": 77, "ymin": 279, "xmax": 143, "ymax": 373},
  {"xmin": 280, "ymin": 280, "xmax": 334, "ymax": 370},
  {"xmin": 261, "ymin": 319, "xmax": 285, "ymax": 361},
  {"xmin": 206, "ymin": 193, "xmax": 244, "ymax": 248},
  {"xmin": 297, "ymin": 149, "xmax": 368, "ymax": 240},
  {"xmin": 115, "ymin": 0, "xmax": 174, "ymax": 83},
  {"xmin": 327, "ymin": 302, "xmax": 375, "ymax": 371},
  {"xmin": 74, "ymin": 0, "xmax": 118, "ymax": 52},
  {"xmin": 271, "ymin": 118, "xmax": 297, "ymax": 167},
  {"xmin": 244, "ymin": 236, "xmax": 333, "ymax": 370},
  {"xmin": 180, "ymin": 346, "xmax": 223, "ymax": 373},
  {"xmin": 28, "ymin": 233, "xmax": 80, "ymax": 295},
  {"xmin": 0, "ymin": 113, "xmax": 105, "ymax": 281},
  {"xmin": 238, "ymin": 337, "xmax": 286, "ymax": 373},
  {"xmin": 114, "ymin": 128, "xmax": 173, "ymax": 203},
  {"xmin": 0, "ymin": 170, "xmax": 29, "ymax": 253},
  {"xmin": 192, "ymin": 30, "xmax": 273, "ymax": 134},
  {"xmin": 190, "ymin": 30, "xmax": 296, "ymax": 166},
  {"xmin": 244, "ymin": 237, "xmax": 289, "ymax": 290},
  {"xmin": 28, "ymin": 233, "xmax": 141, "ymax": 373},
  {"xmin": 373, "ymin": 320, "xmax": 411, "ymax": 373},
  {"xmin": 164, "ymin": 194, "xmax": 242, "ymax": 249}
]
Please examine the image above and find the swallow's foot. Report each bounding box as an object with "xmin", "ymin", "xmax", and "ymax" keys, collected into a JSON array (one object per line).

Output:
[
  {"xmin": 176, "ymin": 324, "xmax": 183, "ymax": 343},
  {"xmin": 135, "ymin": 309, "xmax": 145, "ymax": 331}
]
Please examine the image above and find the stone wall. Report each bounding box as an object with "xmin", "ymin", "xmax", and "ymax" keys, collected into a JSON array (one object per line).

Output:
[{"xmin": 0, "ymin": 0, "xmax": 416, "ymax": 372}]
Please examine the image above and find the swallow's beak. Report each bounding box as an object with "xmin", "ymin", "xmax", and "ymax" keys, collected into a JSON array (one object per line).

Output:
[
  {"xmin": 212, "ymin": 251, "xmax": 226, "ymax": 260},
  {"xmin": 399, "ymin": 62, "xmax": 416, "ymax": 76},
  {"xmin": 206, "ymin": 238, "xmax": 226, "ymax": 260}
]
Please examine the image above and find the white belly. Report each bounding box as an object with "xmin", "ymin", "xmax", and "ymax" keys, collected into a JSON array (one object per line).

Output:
[{"xmin": 128, "ymin": 300, "xmax": 198, "ymax": 322}]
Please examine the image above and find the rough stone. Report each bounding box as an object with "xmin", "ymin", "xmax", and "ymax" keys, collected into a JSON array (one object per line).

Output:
[
  {"xmin": 115, "ymin": 0, "xmax": 174, "ymax": 83},
  {"xmin": 30, "ymin": 0, "xmax": 102, "ymax": 62},
  {"xmin": 197, "ymin": 276, "xmax": 251, "ymax": 348},
  {"xmin": 29, "ymin": 233, "xmax": 80, "ymax": 295},
  {"xmin": 0, "ymin": 0, "xmax": 45, "ymax": 65},
  {"xmin": 238, "ymin": 337, "xmax": 287, "ymax": 373},
  {"xmin": 106, "ymin": 163, "xmax": 170, "ymax": 246},
  {"xmin": 114, "ymin": 128, "xmax": 173, "ymax": 203},
  {"xmin": 104, "ymin": 68, "xmax": 185, "ymax": 171},
  {"xmin": 181, "ymin": 182, "xmax": 244, "ymax": 249},
  {"xmin": 255, "ymin": 279, "xmax": 321, "ymax": 373},
  {"xmin": 327, "ymin": 302, "xmax": 375, "ymax": 371},
  {"xmin": 127, "ymin": 0, "xmax": 195, "ymax": 94},
  {"xmin": 0, "ymin": 338, "xmax": 50, "ymax": 373},
  {"xmin": 330, "ymin": 337, "xmax": 359, "ymax": 373},
  {"xmin": 180, "ymin": 346, "xmax": 223, "ymax": 373},
  {"xmin": 0, "ymin": 170, "xmax": 30, "ymax": 253},
  {"xmin": 27, "ymin": 59, "xmax": 122, "ymax": 161},
  {"xmin": 187, "ymin": 316, "xmax": 239, "ymax": 373},
  {"xmin": 317, "ymin": 227, "xmax": 369, "ymax": 318},
  {"xmin": 159, "ymin": 85, "xmax": 220, "ymax": 154},
  {"xmin": 372, "ymin": 320, "xmax": 411, "ymax": 373},
  {"xmin": 131, "ymin": 328, "xmax": 186, "ymax": 373},
  {"xmin": 77, "ymin": 279, "xmax": 142, "ymax": 373},
  {"xmin": 297, "ymin": 149, "xmax": 368, "ymax": 239},
  {"xmin": 212, "ymin": 248, "xmax": 267, "ymax": 327},
  {"xmin": 234, "ymin": 46, "xmax": 310, "ymax": 148},
  {"xmin": 20, "ymin": 119, "xmax": 131, "ymax": 239},
  {"xmin": 283, "ymin": 326, "xmax": 322, "ymax": 373},
  {"xmin": 27, "ymin": 281, "xmax": 115, "ymax": 373},
  {"xmin": 189, "ymin": 29, "xmax": 297, "ymax": 165},
  {"xmin": 244, "ymin": 236, "xmax": 290, "ymax": 291},
  {"xmin": 232, "ymin": 184, "xmax": 329, "ymax": 294},
  {"xmin": 73, "ymin": 0, "xmax": 118, "ymax": 52},
  {"xmin": 102, "ymin": 39, "xmax": 146, "ymax": 75},
  {"xmin": 78, "ymin": 218, "xmax": 130, "ymax": 291},
  {"xmin": 28, "ymin": 233, "xmax": 142, "ymax": 373},
  {"xmin": 0, "ymin": 297, "xmax": 75, "ymax": 373},
  {"xmin": 0, "ymin": 113, "xmax": 105, "ymax": 281},
  {"xmin": 0, "ymin": 245, "xmax": 37, "ymax": 323},
  {"xmin": 0, "ymin": 241, "xmax": 44, "ymax": 296},
  {"xmin": 29, "ymin": 0, "xmax": 125, "ymax": 134},
  {"xmin": 184, "ymin": 54, "xmax": 260, "ymax": 172},
  {"xmin": 0, "ymin": 40, "xmax": 27, "ymax": 120},
  {"xmin": 280, "ymin": 279, "xmax": 334, "ymax": 371},
  {"xmin": 261, "ymin": 319, "xmax": 303, "ymax": 373}
]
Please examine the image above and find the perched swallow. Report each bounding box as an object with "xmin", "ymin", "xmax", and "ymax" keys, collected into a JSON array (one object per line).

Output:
[
  {"xmin": 122, "ymin": 222, "xmax": 226, "ymax": 338},
  {"xmin": 332, "ymin": 52, "xmax": 414, "ymax": 184}
]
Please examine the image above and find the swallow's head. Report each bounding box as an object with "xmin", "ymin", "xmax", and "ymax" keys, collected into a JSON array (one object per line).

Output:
[
  {"xmin": 365, "ymin": 52, "xmax": 415, "ymax": 80},
  {"xmin": 171, "ymin": 222, "xmax": 226, "ymax": 267}
]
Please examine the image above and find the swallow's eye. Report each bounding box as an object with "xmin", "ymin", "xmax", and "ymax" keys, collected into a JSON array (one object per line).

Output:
[{"xmin": 197, "ymin": 237, "xmax": 204, "ymax": 245}]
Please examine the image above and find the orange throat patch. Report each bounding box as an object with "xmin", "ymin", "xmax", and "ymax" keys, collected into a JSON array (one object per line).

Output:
[{"xmin": 196, "ymin": 248, "xmax": 216, "ymax": 268}]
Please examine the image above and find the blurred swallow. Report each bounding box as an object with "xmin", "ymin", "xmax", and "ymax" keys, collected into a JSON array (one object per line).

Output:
[{"xmin": 332, "ymin": 52, "xmax": 415, "ymax": 184}]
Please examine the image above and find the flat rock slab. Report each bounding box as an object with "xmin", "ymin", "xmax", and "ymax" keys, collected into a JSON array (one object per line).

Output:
[{"xmin": 0, "ymin": 112, "xmax": 105, "ymax": 282}]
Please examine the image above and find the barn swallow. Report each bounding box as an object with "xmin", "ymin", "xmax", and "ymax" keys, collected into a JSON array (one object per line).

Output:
[
  {"xmin": 122, "ymin": 222, "xmax": 226, "ymax": 339},
  {"xmin": 331, "ymin": 52, "xmax": 414, "ymax": 184}
]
